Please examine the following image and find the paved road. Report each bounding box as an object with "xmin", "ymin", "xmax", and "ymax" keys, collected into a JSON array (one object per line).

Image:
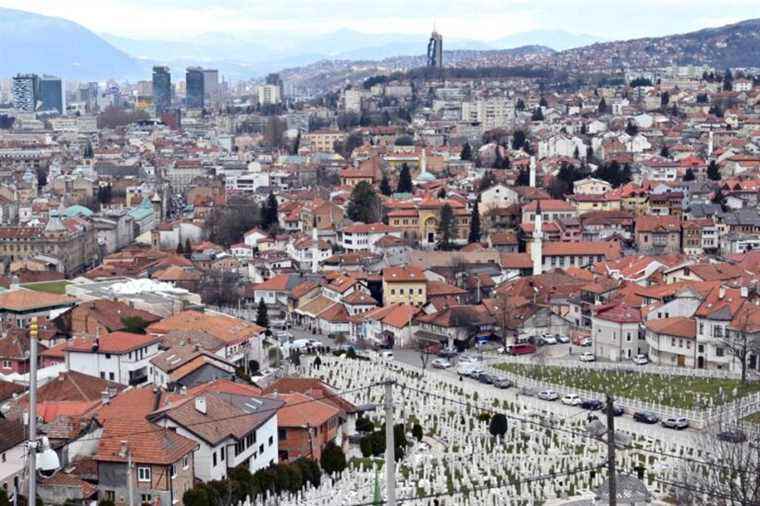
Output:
[{"xmin": 285, "ymin": 325, "xmax": 702, "ymax": 448}]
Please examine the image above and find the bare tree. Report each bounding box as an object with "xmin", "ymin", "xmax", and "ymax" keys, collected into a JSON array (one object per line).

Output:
[
  {"xmin": 724, "ymin": 302, "xmax": 760, "ymax": 385},
  {"xmin": 668, "ymin": 416, "xmax": 760, "ymax": 505},
  {"xmin": 492, "ymin": 292, "xmax": 517, "ymax": 349},
  {"xmin": 412, "ymin": 334, "xmax": 436, "ymax": 370}
]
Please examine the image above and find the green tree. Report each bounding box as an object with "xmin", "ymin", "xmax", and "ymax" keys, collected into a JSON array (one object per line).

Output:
[
  {"xmin": 83, "ymin": 141, "xmax": 94, "ymax": 159},
  {"xmin": 263, "ymin": 193, "xmax": 279, "ymax": 231},
  {"xmin": 511, "ymin": 130, "xmax": 527, "ymax": 150},
  {"xmin": 707, "ymin": 160, "xmax": 721, "ymax": 181},
  {"xmin": 625, "ymin": 120, "xmax": 639, "ymax": 136},
  {"xmin": 598, "ymin": 97, "xmax": 608, "ymax": 114},
  {"xmin": 515, "ymin": 98, "xmax": 525, "ymax": 111},
  {"xmin": 256, "ymin": 298, "xmax": 269, "ymax": 328},
  {"xmin": 411, "ymin": 423, "xmax": 424, "ymax": 442},
  {"xmin": 437, "ymin": 204, "xmax": 456, "ymax": 251},
  {"xmin": 468, "ymin": 199, "xmax": 481, "ymax": 244},
  {"xmin": 294, "ymin": 458, "xmax": 322, "ymax": 488},
  {"xmin": 0, "ymin": 489, "xmax": 10, "ymax": 506},
  {"xmin": 347, "ymin": 181, "xmax": 382, "ymax": 223},
  {"xmin": 478, "ymin": 171, "xmax": 496, "ymax": 192},
  {"xmin": 320, "ymin": 442, "xmax": 347, "ymax": 475},
  {"xmin": 396, "ymin": 163, "xmax": 413, "ymax": 193},
  {"xmin": 121, "ymin": 316, "xmax": 149, "ymax": 334},
  {"xmin": 723, "ymin": 69, "xmax": 734, "ymax": 91},
  {"xmin": 531, "ymin": 107, "xmax": 544, "ymax": 121},
  {"xmin": 489, "ymin": 413, "xmax": 508, "ymax": 437},
  {"xmin": 660, "ymin": 145, "xmax": 670, "ymax": 158},
  {"xmin": 184, "ymin": 238, "xmax": 193, "ymax": 257},
  {"xmin": 515, "ymin": 169, "xmax": 530, "ymax": 186},
  {"xmin": 379, "ymin": 173, "xmax": 392, "ymax": 196},
  {"xmin": 460, "ymin": 142, "xmax": 472, "ymax": 161},
  {"xmin": 183, "ymin": 486, "xmax": 212, "ymax": 506},
  {"xmin": 684, "ymin": 168, "xmax": 696, "ymax": 181},
  {"xmin": 539, "ymin": 96, "xmax": 548, "ymax": 108}
]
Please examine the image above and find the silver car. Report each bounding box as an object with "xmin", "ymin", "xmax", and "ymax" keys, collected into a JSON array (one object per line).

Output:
[{"xmin": 538, "ymin": 390, "xmax": 560, "ymax": 401}]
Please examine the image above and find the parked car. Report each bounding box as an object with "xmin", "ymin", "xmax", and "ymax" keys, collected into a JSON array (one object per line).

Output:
[
  {"xmin": 662, "ymin": 417, "xmax": 689, "ymax": 430},
  {"xmin": 611, "ymin": 404, "xmax": 625, "ymax": 416},
  {"xmin": 580, "ymin": 399, "xmax": 604, "ymax": 411},
  {"xmin": 457, "ymin": 354, "xmax": 481, "ymax": 365},
  {"xmin": 717, "ymin": 430, "xmax": 748, "ymax": 443},
  {"xmin": 541, "ymin": 336, "xmax": 558, "ymax": 345},
  {"xmin": 633, "ymin": 354, "xmax": 649, "ymax": 366},
  {"xmin": 633, "ymin": 411, "xmax": 660, "ymax": 424},
  {"xmin": 557, "ymin": 335, "xmax": 570, "ymax": 344},
  {"xmin": 538, "ymin": 390, "xmax": 560, "ymax": 401},
  {"xmin": 457, "ymin": 365, "xmax": 483, "ymax": 378},
  {"xmin": 381, "ymin": 350, "xmax": 394, "ymax": 359},
  {"xmin": 505, "ymin": 343, "xmax": 537, "ymax": 356},
  {"xmin": 431, "ymin": 358, "xmax": 452, "ymax": 369},
  {"xmin": 477, "ymin": 373, "xmax": 496, "ymax": 385},
  {"xmin": 580, "ymin": 337, "xmax": 592, "ymax": 347},
  {"xmin": 579, "ymin": 352, "xmax": 595, "ymax": 362},
  {"xmin": 438, "ymin": 347, "xmax": 458, "ymax": 358},
  {"xmin": 518, "ymin": 386, "xmax": 540, "ymax": 397},
  {"xmin": 561, "ymin": 394, "xmax": 582, "ymax": 406},
  {"xmin": 493, "ymin": 377, "xmax": 513, "ymax": 389}
]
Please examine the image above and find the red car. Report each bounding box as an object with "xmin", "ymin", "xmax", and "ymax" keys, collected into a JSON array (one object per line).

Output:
[{"xmin": 506, "ymin": 343, "xmax": 537, "ymax": 355}]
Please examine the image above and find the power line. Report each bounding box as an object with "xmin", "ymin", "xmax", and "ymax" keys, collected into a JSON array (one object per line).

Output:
[
  {"xmin": 654, "ymin": 477, "xmax": 760, "ymax": 506},
  {"xmin": 65, "ymin": 382, "xmax": 384, "ymax": 444},
  {"xmin": 347, "ymin": 462, "xmax": 606, "ymax": 506}
]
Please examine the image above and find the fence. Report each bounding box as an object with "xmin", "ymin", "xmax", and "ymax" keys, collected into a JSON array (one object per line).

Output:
[{"xmin": 480, "ymin": 362, "xmax": 760, "ymax": 430}]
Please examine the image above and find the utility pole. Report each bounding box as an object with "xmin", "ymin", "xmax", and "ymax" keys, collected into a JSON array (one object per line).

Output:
[
  {"xmin": 384, "ymin": 381, "xmax": 397, "ymax": 506},
  {"xmin": 27, "ymin": 317, "xmax": 38, "ymax": 506},
  {"xmin": 606, "ymin": 393, "xmax": 617, "ymax": 506},
  {"xmin": 127, "ymin": 449, "xmax": 134, "ymax": 506}
]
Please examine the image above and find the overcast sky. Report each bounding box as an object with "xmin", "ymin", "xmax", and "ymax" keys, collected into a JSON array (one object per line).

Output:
[{"xmin": 0, "ymin": 0, "xmax": 757, "ymax": 41}]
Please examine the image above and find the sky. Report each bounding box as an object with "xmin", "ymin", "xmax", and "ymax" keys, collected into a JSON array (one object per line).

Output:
[{"xmin": 0, "ymin": 0, "xmax": 758, "ymax": 41}]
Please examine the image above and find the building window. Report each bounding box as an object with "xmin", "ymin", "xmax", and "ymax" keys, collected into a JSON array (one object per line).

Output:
[
  {"xmin": 105, "ymin": 353, "xmax": 111, "ymax": 359},
  {"xmin": 278, "ymin": 428, "xmax": 287, "ymax": 440},
  {"xmin": 137, "ymin": 466, "xmax": 151, "ymax": 482},
  {"xmin": 171, "ymin": 464, "xmax": 176, "ymax": 478},
  {"xmin": 212, "ymin": 452, "xmax": 217, "ymax": 467},
  {"xmin": 269, "ymin": 436, "xmax": 274, "ymax": 446},
  {"xmin": 716, "ymin": 347, "xmax": 724, "ymax": 357},
  {"xmin": 141, "ymin": 494, "xmax": 152, "ymax": 503},
  {"xmin": 1, "ymin": 360, "xmax": 10, "ymax": 368},
  {"xmin": 109, "ymin": 372, "xmax": 115, "ymax": 381},
  {"xmin": 183, "ymin": 456, "xmax": 189, "ymax": 469}
]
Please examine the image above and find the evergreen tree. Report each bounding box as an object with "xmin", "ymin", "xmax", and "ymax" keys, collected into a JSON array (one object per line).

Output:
[
  {"xmin": 539, "ymin": 96, "xmax": 548, "ymax": 108},
  {"xmin": 263, "ymin": 193, "xmax": 279, "ymax": 231},
  {"xmin": 320, "ymin": 442, "xmax": 347, "ymax": 475},
  {"xmin": 397, "ymin": 163, "xmax": 413, "ymax": 193},
  {"xmin": 379, "ymin": 173, "xmax": 392, "ymax": 196},
  {"xmin": 468, "ymin": 199, "xmax": 481, "ymax": 244},
  {"xmin": 176, "ymin": 242, "xmax": 184, "ymax": 255},
  {"xmin": 256, "ymin": 298, "xmax": 269, "ymax": 328},
  {"xmin": 347, "ymin": 181, "xmax": 382, "ymax": 223},
  {"xmin": 437, "ymin": 204, "xmax": 456, "ymax": 251},
  {"xmin": 620, "ymin": 163, "xmax": 632, "ymax": 186},
  {"xmin": 660, "ymin": 91, "xmax": 670, "ymax": 108},
  {"xmin": 707, "ymin": 160, "xmax": 721, "ymax": 181},
  {"xmin": 489, "ymin": 413, "xmax": 508, "ymax": 437},
  {"xmin": 437, "ymin": 187, "xmax": 446, "ymax": 199},
  {"xmin": 511, "ymin": 130, "xmax": 527, "ymax": 150},
  {"xmin": 184, "ymin": 238, "xmax": 193, "ymax": 257},
  {"xmin": 598, "ymin": 97, "xmax": 607, "ymax": 114},
  {"xmin": 83, "ymin": 141, "xmax": 94, "ymax": 159},
  {"xmin": 625, "ymin": 120, "xmax": 639, "ymax": 137},
  {"xmin": 683, "ymin": 168, "xmax": 696, "ymax": 181},
  {"xmin": 531, "ymin": 107, "xmax": 544, "ymax": 121},
  {"xmin": 723, "ymin": 69, "xmax": 734, "ymax": 91},
  {"xmin": 660, "ymin": 145, "xmax": 670, "ymax": 158},
  {"xmin": 478, "ymin": 171, "xmax": 496, "ymax": 192},
  {"xmin": 460, "ymin": 142, "xmax": 472, "ymax": 161},
  {"xmin": 515, "ymin": 98, "xmax": 526, "ymax": 111},
  {"xmin": 515, "ymin": 169, "xmax": 530, "ymax": 186}
]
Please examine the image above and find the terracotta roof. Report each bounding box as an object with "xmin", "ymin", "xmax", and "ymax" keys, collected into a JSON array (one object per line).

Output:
[
  {"xmin": 71, "ymin": 300, "xmax": 161, "ymax": 333},
  {"xmin": 0, "ymin": 288, "xmax": 76, "ymax": 312},
  {"xmin": 149, "ymin": 392, "xmax": 284, "ymax": 446},
  {"xmin": 341, "ymin": 291, "xmax": 378, "ymax": 306},
  {"xmin": 0, "ymin": 379, "xmax": 24, "ymax": 402},
  {"xmin": 318, "ymin": 303, "xmax": 350, "ymax": 323},
  {"xmin": 645, "ymin": 317, "xmax": 696, "ymax": 338},
  {"xmin": 542, "ymin": 241, "xmax": 622, "ymax": 259},
  {"xmin": 595, "ymin": 303, "xmax": 642, "ymax": 324},
  {"xmin": 499, "ymin": 253, "xmax": 532, "ymax": 269},
  {"xmin": 264, "ymin": 377, "xmax": 357, "ymax": 414},
  {"xmin": 187, "ymin": 379, "xmax": 264, "ymax": 398},
  {"xmin": 635, "ymin": 215, "xmax": 681, "ymax": 233},
  {"xmin": 427, "ymin": 281, "xmax": 468, "ymax": 297},
  {"xmin": 0, "ymin": 418, "xmax": 25, "ymax": 453},
  {"xmin": 65, "ymin": 332, "xmax": 160, "ymax": 355},
  {"xmin": 95, "ymin": 388, "xmax": 197, "ymax": 465},
  {"xmin": 383, "ymin": 266, "xmax": 426, "ymax": 282},
  {"xmin": 276, "ymin": 392, "xmax": 342, "ymax": 428},
  {"xmin": 148, "ymin": 310, "xmax": 264, "ymax": 345}
]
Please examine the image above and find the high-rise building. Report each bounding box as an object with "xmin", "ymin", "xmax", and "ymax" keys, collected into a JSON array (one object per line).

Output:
[
  {"xmin": 79, "ymin": 82, "xmax": 99, "ymax": 111},
  {"xmin": 256, "ymin": 84, "xmax": 281, "ymax": 106},
  {"xmin": 202, "ymin": 69, "xmax": 219, "ymax": 102},
  {"xmin": 185, "ymin": 67, "xmax": 205, "ymax": 109},
  {"xmin": 39, "ymin": 75, "xmax": 63, "ymax": 114},
  {"xmin": 427, "ymin": 28, "xmax": 443, "ymax": 68},
  {"xmin": 152, "ymin": 66, "xmax": 172, "ymax": 115},
  {"xmin": 12, "ymin": 74, "xmax": 39, "ymax": 112},
  {"xmin": 266, "ymin": 73, "xmax": 285, "ymax": 100}
]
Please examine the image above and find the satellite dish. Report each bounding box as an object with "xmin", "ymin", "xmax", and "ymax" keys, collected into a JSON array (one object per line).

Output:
[{"xmin": 36, "ymin": 437, "xmax": 61, "ymax": 478}]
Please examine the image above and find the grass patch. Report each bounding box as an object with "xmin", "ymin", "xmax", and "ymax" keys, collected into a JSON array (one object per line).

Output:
[
  {"xmin": 23, "ymin": 280, "xmax": 70, "ymax": 294},
  {"xmin": 495, "ymin": 362, "xmax": 760, "ymax": 410}
]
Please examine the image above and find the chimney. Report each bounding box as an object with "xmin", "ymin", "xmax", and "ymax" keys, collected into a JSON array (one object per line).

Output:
[
  {"xmin": 195, "ymin": 395, "xmax": 207, "ymax": 415},
  {"xmin": 118, "ymin": 441, "xmax": 128, "ymax": 458},
  {"xmin": 741, "ymin": 286, "xmax": 749, "ymax": 298},
  {"xmin": 101, "ymin": 389, "xmax": 111, "ymax": 405},
  {"xmin": 719, "ymin": 286, "xmax": 726, "ymax": 299}
]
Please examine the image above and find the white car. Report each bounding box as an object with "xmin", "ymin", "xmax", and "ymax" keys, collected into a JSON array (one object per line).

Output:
[
  {"xmin": 633, "ymin": 354, "xmax": 649, "ymax": 365},
  {"xmin": 381, "ymin": 350, "xmax": 394, "ymax": 359},
  {"xmin": 457, "ymin": 355, "xmax": 481, "ymax": 365},
  {"xmin": 541, "ymin": 336, "xmax": 558, "ymax": 345},
  {"xmin": 431, "ymin": 358, "xmax": 452, "ymax": 369},
  {"xmin": 538, "ymin": 390, "xmax": 560, "ymax": 401},
  {"xmin": 561, "ymin": 394, "xmax": 582, "ymax": 406},
  {"xmin": 457, "ymin": 365, "xmax": 483, "ymax": 377},
  {"xmin": 579, "ymin": 352, "xmax": 596, "ymax": 362}
]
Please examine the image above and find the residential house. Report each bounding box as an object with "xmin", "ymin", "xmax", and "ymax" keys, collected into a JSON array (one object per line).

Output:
[
  {"xmin": 64, "ymin": 332, "xmax": 161, "ymax": 385},
  {"xmin": 382, "ymin": 266, "xmax": 427, "ymax": 306},
  {"xmin": 592, "ymin": 303, "xmax": 646, "ymax": 362},
  {"xmin": 635, "ymin": 216, "xmax": 682, "ymax": 255}
]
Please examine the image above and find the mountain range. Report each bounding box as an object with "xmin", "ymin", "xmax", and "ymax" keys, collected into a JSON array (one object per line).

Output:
[{"xmin": 1, "ymin": 6, "xmax": 760, "ymax": 82}]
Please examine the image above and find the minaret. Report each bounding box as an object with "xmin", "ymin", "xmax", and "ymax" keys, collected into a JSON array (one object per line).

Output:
[
  {"xmin": 529, "ymin": 156, "xmax": 536, "ymax": 188},
  {"xmin": 707, "ymin": 131, "xmax": 714, "ymax": 159},
  {"xmin": 310, "ymin": 222, "xmax": 319, "ymax": 274},
  {"xmin": 532, "ymin": 200, "xmax": 543, "ymax": 276}
]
